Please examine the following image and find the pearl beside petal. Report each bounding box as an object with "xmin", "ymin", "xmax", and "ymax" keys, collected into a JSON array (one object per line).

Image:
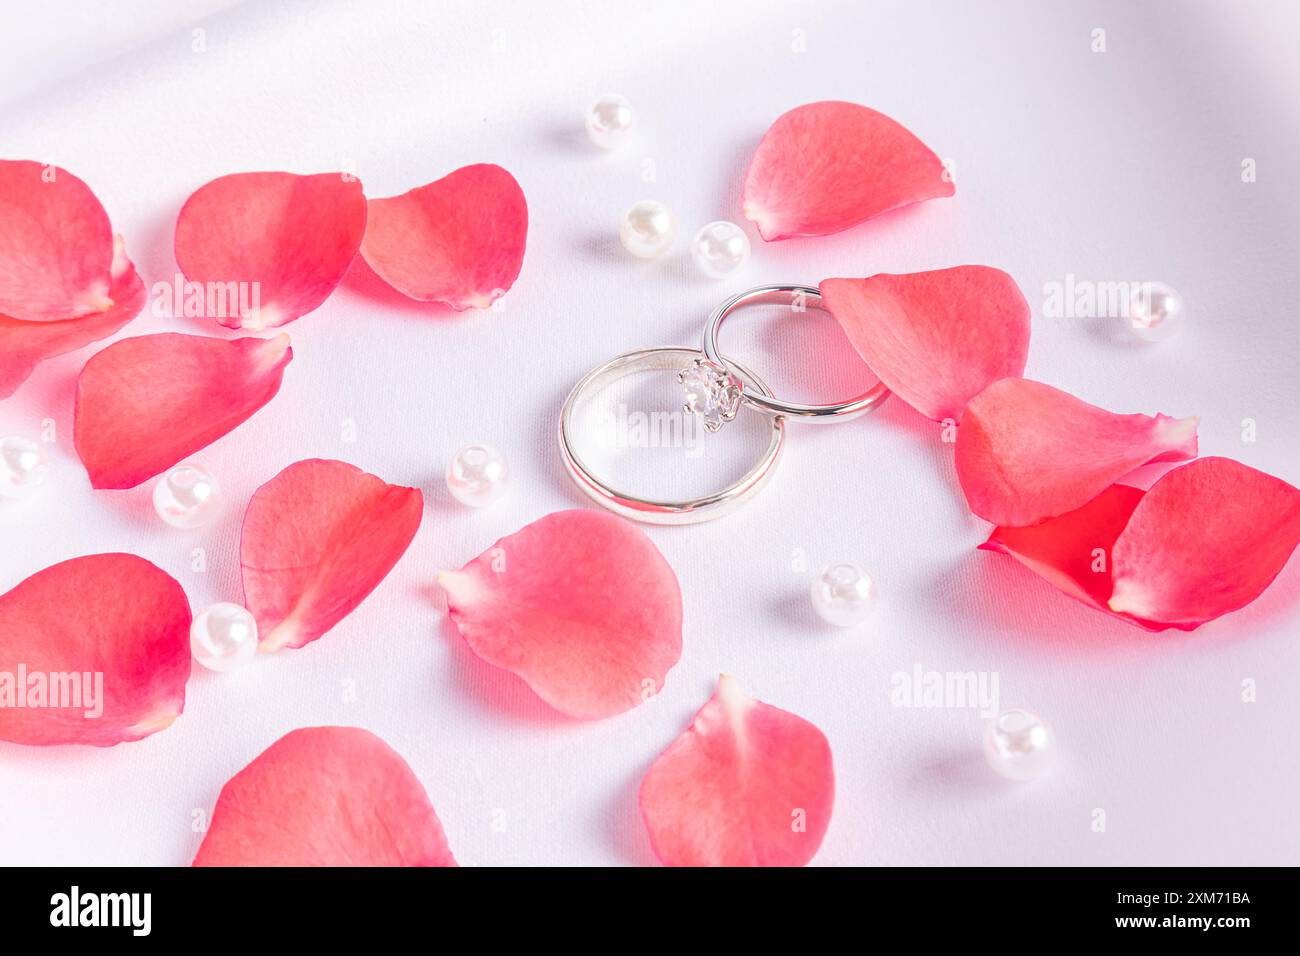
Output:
[
  {"xmin": 690, "ymin": 221, "xmax": 751, "ymax": 279},
  {"xmin": 586, "ymin": 94, "xmax": 634, "ymax": 149},
  {"xmin": 619, "ymin": 200, "xmax": 676, "ymax": 258},
  {"xmin": 446, "ymin": 444, "xmax": 509, "ymax": 507},
  {"xmin": 0, "ymin": 435, "xmax": 47, "ymax": 501},
  {"xmin": 984, "ymin": 709, "xmax": 1054, "ymax": 781},
  {"xmin": 810, "ymin": 561, "xmax": 877, "ymax": 627},
  {"xmin": 1127, "ymin": 282, "xmax": 1184, "ymax": 342},
  {"xmin": 153, "ymin": 463, "xmax": 221, "ymax": 529},
  {"xmin": 191, "ymin": 602, "xmax": 258, "ymax": 672}
]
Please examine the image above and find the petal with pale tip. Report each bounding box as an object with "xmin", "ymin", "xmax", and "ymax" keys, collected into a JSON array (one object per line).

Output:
[
  {"xmin": 73, "ymin": 332, "xmax": 292, "ymax": 489},
  {"xmin": 0, "ymin": 160, "xmax": 116, "ymax": 322},
  {"xmin": 742, "ymin": 101, "xmax": 952, "ymax": 241},
  {"xmin": 361, "ymin": 163, "xmax": 527, "ymax": 311},
  {"xmin": 639, "ymin": 675, "xmax": 835, "ymax": 866},
  {"xmin": 438, "ymin": 509, "xmax": 682, "ymax": 719},
  {"xmin": 0, "ymin": 238, "xmax": 147, "ymax": 400},
  {"xmin": 240, "ymin": 459, "xmax": 423, "ymax": 652},
  {"xmin": 0, "ymin": 554, "xmax": 191, "ymax": 746},
  {"xmin": 174, "ymin": 171, "xmax": 367, "ymax": 329},
  {"xmin": 956, "ymin": 377, "xmax": 1198, "ymax": 528}
]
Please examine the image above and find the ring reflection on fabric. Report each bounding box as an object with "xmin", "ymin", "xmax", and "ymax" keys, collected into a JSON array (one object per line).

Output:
[
  {"xmin": 702, "ymin": 284, "xmax": 890, "ymax": 424},
  {"xmin": 558, "ymin": 347, "xmax": 784, "ymax": 524}
]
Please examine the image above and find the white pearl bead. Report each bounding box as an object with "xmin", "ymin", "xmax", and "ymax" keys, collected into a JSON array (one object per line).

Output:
[
  {"xmin": 984, "ymin": 709, "xmax": 1054, "ymax": 781},
  {"xmin": 446, "ymin": 444, "xmax": 509, "ymax": 507},
  {"xmin": 0, "ymin": 435, "xmax": 47, "ymax": 501},
  {"xmin": 585, "ymin": 94, "xmax": 634, "ymax": 149},
  {"xmin": 690, "ymin": 221, "xmax": 751, "ymax": 279},
  {"xmin": 152, "ymin": 463, "xmax": 221, "ymax": 529},
  {"xmin": 810, "ymin": 561, "xmax": 877, "ymax": 627},
  {"xmin": 1127, "ymin": 282, "xmax": 1184, "ymax": 342},
  {"xmin": 619, "ymin": 200, "xmax": 676, "ymax": 259},
  {"xmin": 191, "ymin": 602, "xmax": 258, "ymax": 672}
]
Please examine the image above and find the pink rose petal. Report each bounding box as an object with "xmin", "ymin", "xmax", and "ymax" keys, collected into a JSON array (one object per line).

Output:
[
  {"xmin": 741, "ymin": 101, "xmax": 952, "ymax": 241},
  {"xmin": 821, "ymin": 266, "xmax": 1030, "ymax": 421},
  {"xmin": 0, "ymin": 238, "xmax": 146, "ymax": 399},
  {"xmin": 241, "ymin": 459, "xmax": 423, "ymax": 652},
  {"xmin": 1110, "ymin": 457, "xmax": 1300, "ymax": 627},
  {"xmin": 0, "ymin": 160, "xmax": 115, "ymax": 322},
  {"xmin": 639, "ymin": 675, "xmax": 834, "ymax": 866},
  {"xmin": 360, "ymin": 163, "xmax": 528, "ymax": 310},
  {"xmin": 74, "ymin": 332, "xmax": 292, "ymax": 489},
  {"xmin": 437, "ymin": 509, "xmax": 682, "ymax": 719},
  {"xmin": 192, "ymin": 726, "xmax": 456, "ymax": 866},
  {"xmin": 174, "ymin": 171, "xmax": 367, "ymax": 329},
  {"xmin": 956, "ymin": 377, "xmax": 1198, "ymax": 527},
  {"xmin": 0, "ymin": 554, "xmax": 191, "ymax": 746}
]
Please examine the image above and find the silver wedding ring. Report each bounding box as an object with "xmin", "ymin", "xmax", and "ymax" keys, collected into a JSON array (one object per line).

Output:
[
  {"xmin": 557, "ymin": 284, "xmax": 889, "ymax": 523},
  {"xmin": 702, "ymin": 284, "xmax": 890, "ymax": 423}
]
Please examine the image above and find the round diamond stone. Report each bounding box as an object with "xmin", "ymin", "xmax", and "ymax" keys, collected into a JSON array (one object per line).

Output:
[{"xmin": 678, "ymin": 359, "xmax": 741, "ymax": 432}]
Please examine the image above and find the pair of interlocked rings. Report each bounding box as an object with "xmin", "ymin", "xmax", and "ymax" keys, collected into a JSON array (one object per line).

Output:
[{"xmin": 559, "ymin": 285, "xmax": 890, "ymax": 524}]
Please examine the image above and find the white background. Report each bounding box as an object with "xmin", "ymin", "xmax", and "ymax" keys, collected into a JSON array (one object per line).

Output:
[{"xmin": 1, "ymin": 0, "xmax": 1297, "ymax": 866}]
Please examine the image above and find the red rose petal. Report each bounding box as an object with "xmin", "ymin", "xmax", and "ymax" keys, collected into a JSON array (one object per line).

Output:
[
  {"xmin": 956, "ymin": 377, "xmax": 1198, "ymax": 527},
  {"xmin": 639, "ymin": 676, "xmax": 834, "ymax": 867},
  {"xmin": 360, "ymin": 163, "xmax": 528, "ymax": 310},
  {"xmin": 980, "ymin": 484, "xmax": 1147, "ymax": 620},
  {"xmin": 74, "ymin": 332, "xmax": 292, "ymax": 489},
  {"xmin": 0, "ymin": 160, "xmax": 115, "ymax": 322},
  {"xmin": 821, "ymin": 266, "xmax": 1030, "ymax": 421},
  {"xmin": 0, "ymin": 554, "xmax": 191, "ymax": 746},
  {"xmin": 1110, "ymin": 457, "xmax": 1300, "ymax": 626},
  {"xmin": 741, "ymin": 101, "xmax": 952, "ymax": 241},
  {"xmin": 437, "ymin": 509, "xmax": 682, "ymax": 719},
  {"xmin": 0, "ymin": 238, "xmax": 146, "ymax": 399},
  {"xmin": 241, "ymin": 459, "xmax": 423, "ymax": 652},
  {"xmin": 174, "ymin": 171, "xmax": 366, "ymax": 329},
  {"xmin": 192, "ymin": 726, "xmax": 456, "ymax": 866},
  {"xmin": 981, "ymin": 459, "xmax": 1300, "ymax": 631}
]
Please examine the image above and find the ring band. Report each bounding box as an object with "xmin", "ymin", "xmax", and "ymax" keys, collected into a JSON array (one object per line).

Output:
[
  {"xmin": 701, "ymin": 284, "xmax": 890, "ymax": 423},
  {"xmin": 559, "ymin": 347, "xmax": 784, "ymax": 524}
]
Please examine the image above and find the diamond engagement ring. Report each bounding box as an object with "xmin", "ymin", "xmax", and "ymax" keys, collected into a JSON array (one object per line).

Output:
[{"xmin": 695, "ymin": 283, "xmax": 890, "ymax": 424}]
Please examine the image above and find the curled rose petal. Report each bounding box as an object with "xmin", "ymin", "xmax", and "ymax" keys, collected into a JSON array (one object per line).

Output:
[
  {"xmin": 0, "ymin": 238, "xmax": 146, "ymax": 399},
  {"xmin": 821, "ymin": 266, "xmax": 1030, "ymax": 421},
  {"xmin": 956, "ymin": 377, "xmax": 1198, "ymax": 527},
  {"xmin": 0, "ymin": 554, "xmax": 191, "ymax": 746},
  {"xmin": 981, "ymin": 459, "xmax": 1300, "ymax": 630},
  {"xmin": 241, "ymin": 459, "xmax": 423, "ymax": 652},
  {"xmin": 74, "ymin": 332, "xmax": 292, "ymax": 489},
  {"xmin": 437, "ymin": 509, "xmax": 682, "ymax": 719},
  {"xmin": 0, "ymin": 160, "xmax": 115, "ymax": 322},
  {"xmin": 193, "ymin": 726, "xmax": 456, "ymax": 866},
  {"xmin": 174, "ymin": 171, "xmax": 367, "ymax": 329},
  {"xmin": 639, "ymin": 675, "xmax": 834, "ymax": 867},
  {"xmin": 980, "ymin": 484, "xmax": 1147, "ymax": 620},
  {"xmin": 360, "ymin": 163, "xmax": 528, "ymax": 310},
  {"xmin": 741, "ymin": 101, "xmax": 952, "ymax": 241},
  {"xmin": 1109, "ymin": 457, "xmax": 1300, "ymax": 626}
]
